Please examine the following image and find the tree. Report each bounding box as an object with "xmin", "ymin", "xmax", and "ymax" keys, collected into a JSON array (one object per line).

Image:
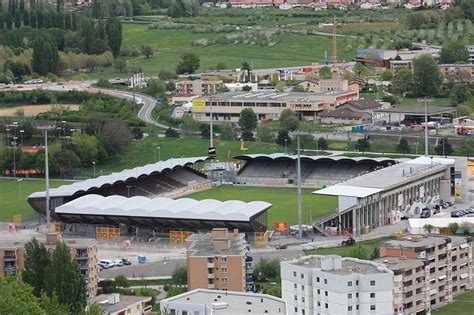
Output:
[
  {"xmin": 263, "ymin": 285, "xmax": 281, "ymax": 298},
  {"xmin": 276, "ymin": 130, "xmax": 291, "ymax": 146},
  {"xmin": 253, "ymin": 259, "xmax": 280, "ymax": 282},
  {"xmin": 44, "ymin": 242, "xmax": 86, "ymax": 314},
  {"xmin": 166, "ymin": 287, "xmax": 186, "ymax": 298},
  {"xmin": 391, "ymin": 68, "xmax": 413, "ymax": 97},
  {"xmin": 23, "ymin": 238, "xmax": 51, "ymax": 297},
  {"xmin": 167, "ymin": 0, "xmax": 186, "ymax": 18},
  {"xmin": 256, "ymin": 124, "xmax": 275, "ymax": 143},
  {"xmin": 99, "ymin": 119, "xmax": 132, "ymax": 156},
  {"xmin": 397, "ymin": 138, "xmax": 410, "ymax": 154},
  {"xmin": 39, "ymin": 293, "xmax": 69, "ymax": 315},
  {"xmin": 450, "ymin": 84, "xmax": 472, "ymax": 105},
  {"xmin": 106, "ymin": 18, "xmax": 123, "ymax": 58},
  {"xmin": 132, "ymin": 127, "xmax": 143, "ymax": 139},
  {"xmin": 113, "ymin": 59, "xmax": 127, "ymax": 72},
  {"xmin": 448, "ymin": 222, "xmax": 459, "ymax": 235},
  {"xmin": 355, "ymin": 138, "xmax": 370, "ymax": 153},
  {"xmin": 165, "ymin": 127, "xmax": 179, "ymax": 138},
  {"xmin": 241, "ymin": 61, "xmax": 251, "ymax": 82},
  {"xmin": 72, "ymin": 133, "xmax": 102, "ymax": 167},
  {"xmin": 141, "ymin": 45, "xmax": 153, "ymax": 58},
  {"xmin": 114, "ymin": 275, "xmax": 130, "ymax": 288},
  {"xmin": 32, "ymin": 36, "xmax": 59, "ymax": 75},
  {"xmin": 171, "ymin": 266, "xmax": 187, "ymax": 285},
  {"xmin": 319, "ymin": 66, "xmax": 332, "ymax": 79},
  {"xmin": 176, "ymin": 53, "xmax": 200, "ymax": 74},
  {"xmin": 353, "ymin": 62, "xmax": 371, "ymax": 77},
  {"xmin": 348, "ymin": 245, "xmax": 368, "ymax": 260},
  {"xmin": 379, "ymin": 69, "xmax": 392, "ymax": 81},
  {"xmin": 412, "ymin": 54, "xmax": 443, "ymax": 97},
  {"xmin": 440, "ymin": 42, "xmax": 469, "ymax": 64},
  {"xmin": 423, "ymin": 224, "xmax": 434, "ymax": 234},
  {"xmin": 434, "ymin": 137, "xmax": 453, "ymax": 156},
  {"xmin": 0, "ymin": 276, "xmax": 45, "ymax": 315},
  {"xmin": 218, "ymin": 124, "xmax": 237, "ymax": 141},
  {"xmin": 279, "ymin": 109, "xmax": 300, "ymax": 132},
  {"xmin": 239, "ymin": 108, "xmax": 257, "ymax": 134},
  {"xmin": 317, "ymin": 137, "xmax": 328, "ymax": 151}
]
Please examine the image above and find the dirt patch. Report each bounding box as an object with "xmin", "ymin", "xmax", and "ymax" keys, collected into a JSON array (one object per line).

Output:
[{"xmin": 0, "ymin": 104, "xmax": 80, "ymax": 117}]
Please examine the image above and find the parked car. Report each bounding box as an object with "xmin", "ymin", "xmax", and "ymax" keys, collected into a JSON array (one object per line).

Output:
[
  {"xmin": 451, "ymin": 211, "xmax": 462, "ymax": 218},
  {"xmin": 114, "ymin": 259, "xmax": 123, "ymax": 267},
  {"xmin": 99, "ymin": 259, "xmax": 113, "ymax": 269},
  {"xmin": 420, "ymin": 208, "xmax": 431, "ymax": 218},
  {"xmin": 275, "ymin": 244, "xmax": 288, "ymax": 250},
  {"xmin": 122, "ymin": 258, "xmax": 132, "ymax": 266},
  {"xmin": 433, "ymin": 208, "xmax": 440, "ymax": 215},
  {"xmin": 433, "ymin": 205, "xmax": 440, "ymax": 210}
]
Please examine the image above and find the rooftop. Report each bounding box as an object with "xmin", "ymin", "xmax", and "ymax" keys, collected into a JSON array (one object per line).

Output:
[
  {"xmin": 319, "ymin": 108, "xmax": 368, "ymax": 119},
  {"xmin": 187, "ymin": 230, "xmax": 248, "ymax": 256},
  {"xmin": 373, "ymin": 257, "xmax": 424, "ymax": 273},
  {"xmin": 91, "ymin": 294, "xmax": 151, "ymax": 314},
  {"xmin": 343, "ymin": 99, "xmax": 384, "ymax": 110},
  {"xmin": 202, "ymin": 90, "xmax": 353, "ymax": 103},
  {"xmin": 233, "ymin": 153, "xmax": 405, "ymax": 164},
  {"xmin": 382, "ymin": 235, "xmax": 450, "ymax": 249},
  {"xmin": 0, "ymin": 230, "xmax": 96, "ymax": 249},
  {"xmin": 161, "ymin": 289, "xmax": 287, "ymax": 315},
  {"xmin": 375, "ymin": 105, "xmax": 456, "ymax": 115}
]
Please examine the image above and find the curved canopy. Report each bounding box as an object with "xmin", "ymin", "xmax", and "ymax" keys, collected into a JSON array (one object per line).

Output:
[
  {"xmin": 234, "ymin": 153, "xmax": 405, "ymax": 164},
  {"xmin": 28, "ymin": 157, "xmax": 209, "ymax": 199},
  {"xmin": 55, "ymin": 194, "xmax": 272, "ymax": 222}
]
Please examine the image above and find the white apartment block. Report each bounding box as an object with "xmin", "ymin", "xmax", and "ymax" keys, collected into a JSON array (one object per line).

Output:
[
  {"xmin": 467, "ymin": 45, "xmax": 474, "ymax": 63},
  {"xmin": 281, "ymin": 255, "xmax": 394, "ymax": 315}
]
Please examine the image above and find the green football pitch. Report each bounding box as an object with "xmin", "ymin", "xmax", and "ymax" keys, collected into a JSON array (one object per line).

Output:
[{"xmin": 184, "ymin": 186, "xmax": 337, "ymax": 228}]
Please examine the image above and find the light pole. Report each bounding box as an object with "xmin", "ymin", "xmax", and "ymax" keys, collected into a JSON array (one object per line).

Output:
[
  {"xmin": 209, "ymin": 98, "xmax": 214, "ymax": 149},
  {"xmin": 290, "ymin": 131, "xmax": 308, "ymax": 239},
  {"xmin": 92, "ymin": 161, "xmax": 96, "ymax": 178},
  {"xmin": 284, "ymin": 139, "xmax": 288, "ymax": 154},
  {"xmin": 415, "ymin": 142, "xmax": 418, "ymax": 155},
  {"xmin": 12, "ymin": 136, "xmax": 18, "ymax": 178},
  {"xmin": 155, "ymin": 146, "xmax": 161, "ymax": 162},
  {"xmin": 417, "ymin": 97, "xmax": 433, "ymax": 156},
  {"xmin": 44, "ymin": 129, "xmax": 51, "ymax": 225},
  {"xmin": 17, "ymin": 178, "xmax": 22, "ymax": 213},
  {"xmin": 19, "ymin": 129, "xmax": 24, "ymax": 148}
]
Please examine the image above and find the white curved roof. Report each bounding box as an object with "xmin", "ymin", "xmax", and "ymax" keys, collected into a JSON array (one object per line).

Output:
[
  {"xmin": 28, "ymin": 157, "xmax": 209, "ymax": 199},
  {"xmin": 234, "ymin": 153, "xmax": 407, "ymax": 163},
  {"xmin": 55, "ymin": 194, "xmax": 272, "ymax": 222}
]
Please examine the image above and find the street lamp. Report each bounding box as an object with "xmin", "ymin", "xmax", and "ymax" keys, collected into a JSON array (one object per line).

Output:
[
  {"xmin": 12, "ymin": 136, "xmax": 18, "ymax": 178},
  {"xmin": 17, "ymin": 178, "xmax": 23, "ymax": 213},
  {"xmin": 19, "ymin": 129, "xmax": 24, "ymax": 148},
  {"xmin": 284, "ymin": 139, "xmax": 288, "ymax": 154},
  {"xmin": 155, "ymin": 146, "xmax": 161, "ymax": 162},
  {"xmin": 417, "ymin": 97, "xmax": 433, "ymax": 156},
  {"xmin": 92, "ymin": 161, "xmax": 96, "ymax": 178}
]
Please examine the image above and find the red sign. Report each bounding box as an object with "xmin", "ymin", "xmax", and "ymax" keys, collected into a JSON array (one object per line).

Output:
[
  {"xmin": 274, "ymin": 222, "xmax": 289, "ymax": 232},
  {"xmin": 302, "ymin": 67, "xmax": 312, "ymax": 73}
]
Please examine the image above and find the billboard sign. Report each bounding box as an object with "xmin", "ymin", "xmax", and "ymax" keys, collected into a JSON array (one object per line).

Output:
[
  {"xmin": 274, "ymin": 222, "xmax": 288, "ymax": 233},
  {"xmin": 192, "ymin": 99, "xmax": 206, "ymax": 111}
]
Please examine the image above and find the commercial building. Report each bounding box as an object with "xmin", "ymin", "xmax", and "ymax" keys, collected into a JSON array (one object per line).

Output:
[
  {"xmin": 191, "ymin": 90, "xmax": 359, "ymax": 123},
  {"xmin": 390, "ymin": 60, "xmax": 413, "ymax": 75},
  {"xmin": 313, "ymin": 157, "xmax": 454, "ymax": 236},
  {"xmin": 379, "ymin": 235, "xmax": 472, "ymax": 311},
  {"xmin": 355, "ymin": 49, "xmax": 398, "ymax": 68},
  {"xmin": 160, "ymin": 289, "xmax": 287, "ymax": 315},
  {"xmin": 407, "ymin": 217, "xmax": 474, "ymax": 235},
  {"xmin": 90, "ymin": 293, "xmax": 152, "ymax": 315},
  {"xmin": 298, "ymin": 78, "xmax": 350, "ymax": 93},
  {"xmin": 439, "ymin": 64, "xmax": 474, "ymax": 81},
  {"xmin": 319, "ymin": 99, "xmax": 389, "ymax": 124},
  {"xmin": 186, "ymin": 228, "xmax": 253, "ymax": 292},
  {"xmin": 281, "ymin": 255, "xmax": 394, "ymax": 315},
  {"xmin": 176, "ymin": 80, "xmax": 223, "ymax": 96},
  {"xmin": 0, "ymin": 231, "xmax": 98, "ymax": 298}
]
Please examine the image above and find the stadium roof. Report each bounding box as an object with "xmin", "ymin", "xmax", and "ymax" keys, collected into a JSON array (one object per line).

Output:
[
  {"xmin": 55, "ymin": 194, "xmax": 271, "ymax": 222},
  {"xmin": 29, "ymin": 157, "xmax": 209, "ymax": 199},
  {"xmin": 314, "ymin": 157, "xmax": 452, "ymax": 198},
  {"xmin": 234, "ymin": 153, "xmax": 404, "ymax": 163}
]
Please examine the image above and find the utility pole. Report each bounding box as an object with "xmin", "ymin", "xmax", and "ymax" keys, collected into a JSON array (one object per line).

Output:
[
  {"xmin": 210, "ymin": 98, "xmax": 214, "ymax": 148},
  {"xmin": 45, "ymin": 129, "xmax": 51, "ymax": 225},
  {"xmin": 12, "ymin": 136, "xmax": 17, "ymax": 178},
  {"xmin": 417, "ymin": 97, "xmax": 433, "ymax": 156},
  {"xmin": 290, "ymin": 131, "xmax": 308, "ymax": 239}
]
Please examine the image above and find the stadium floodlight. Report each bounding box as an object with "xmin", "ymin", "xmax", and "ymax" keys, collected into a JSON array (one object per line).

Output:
[
  {"xmin": 289, "ymin": 131, "xmax": 310, "ymax": 240},
  {"xmin": 417, "ymin": 97, "xmax": 433, "ymax": 156}
]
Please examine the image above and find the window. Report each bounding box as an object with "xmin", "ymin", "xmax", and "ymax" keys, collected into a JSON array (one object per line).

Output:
[
  {"xmin": 356, "ymin": 293, "xmax": 359, "ymax": 298},
  {"xmin": 370, "ymin": 293, "xmax": 375, "ymax": 298},
  {"xmin": 324, "ymin": 279, "xmax": 327, "ymax": 284},
  {"xmin": 222, "ymin": 257, "xmax": 227, "ymax": 263},
  {"xmin": 294, "ymin": 307, "xmax": 298, "ymax": 312},
  {"xmin": 348, "ymin": 293, "xmax": 352, "ymax": 299},
  {"xmin": 294, "ymin": 283, "xmax": 297, "ymax": 289},
  {"xmin": 222, "ymin": 277, "xmax": 228, "ymax": 284},
  {"xmin": 348, "ymin": 281, "xmax": 353, "ymax": 287},
  {"xmin": 356, "ymin": 280, "xmax": 359, "ymax": 286},
  {"xmin": 302, "ymin": 297, "xmax": 305, "ymax": 303},
  {"xmin": 301, "ymin": 285, "xmax": 305, "ymax": 291},
  {"xmin": 370, "ymin": 281, "xmax": 375, "ymax": 286},
  {"xmin": 348, "ymin": 306, "xmax": 353, "ymax": 311},
  {"xmin": 317, "ymin": 289, "xmax": 320, "ymax": 294},
  {"xmin": 302, "ymin": 310, "xmax": 305, "ymax": 315},
  {"xmin": 301, "ymin": 274, "xmax": 304, "ymax": 279},
  {"xmin": 325, "ymin": 303, "xmax": 328, "ymax": 309},
  {"xmin": 371, "ymin": 305, "xmax": 376, "ymax": 311},
  {"xmin": 294, "ymin": 295, "xmax": 298, "ymax": 301},
  {"xmin": 293, "ymin": 272, "xmax": 297, "ymax": 277},
  {"xmin": 222, "ymin": 267, "xmax": 227, "ymax": 273},
  {"xmin": 317, "ymin": 301, "xmax": 321, "ymax": 306},
  {"xmin": 317, "ymin": 277, "xmax": 320, "ymax": 282},
  {"xmin": 325, "ymin": 291, "xmax": 328, "ymax": 297},
  {"xmin": 356, "ymin": 305, "xmax": 359, "ymax": 310}
]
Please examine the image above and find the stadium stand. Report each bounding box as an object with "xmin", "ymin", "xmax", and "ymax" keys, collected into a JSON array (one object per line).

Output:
[{"xmin": 235, "ymin": 154, "xmax": 405, "ymax": 186}]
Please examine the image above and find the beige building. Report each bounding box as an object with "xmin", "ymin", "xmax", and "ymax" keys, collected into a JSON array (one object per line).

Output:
[
  {"xmin": 0, "ymin": 231, "xmax": 98, "ymax": 298},
  {"xmin": 176, "ymin": 80, "xmax": 223, "ymax": 96},
  {"xmin": 379, "ymin": 235, "xmax": 472, "ymax": 312},
  {"xmin": 91, "ymin": 293, "xmax": 152, "ymax": 315},
  {"xmin": 390, "ymin": 60, "xmax": 413, "ymax": 75},
  {"xmin": 298, "ymin": 78, "xmax": 349, "ymax": 93},
  {"xmin": 186, "ymin": 228, "xmax": 252, "ymax": 292},
  {"xmin": 439, "ymin": 64, "xmax": 474, "ymax": 82}
]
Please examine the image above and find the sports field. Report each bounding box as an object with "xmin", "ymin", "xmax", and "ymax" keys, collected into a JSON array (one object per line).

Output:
[
  {"xmin": 184, "ymin": 186, "xmax": 337, "ymax": 227},
  {"xmin": 434, "ymin": 289, "xmax": 474, "ymax": 315},
  {"xmin": 0, "ymin": 178, "xmax": 70, "ymax": 222}
]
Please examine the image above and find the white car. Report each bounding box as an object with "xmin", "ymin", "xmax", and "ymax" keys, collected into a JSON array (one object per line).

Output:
[
  {"xmin": 113, "ymin": 259, "xmax": 123, "ymax": 267},
  {"xmin": 98, "ymin": 259, "xmax": 113, "ymax": 269}
]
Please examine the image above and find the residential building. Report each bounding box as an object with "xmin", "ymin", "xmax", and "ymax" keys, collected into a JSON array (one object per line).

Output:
[
  {"xmin": 225, "ymin": 82, "xmax": 259, "ymax": 91},
  {"xmin": 171, "ymin": 93, "xmax": 199, "ymax": 105},
  {"xmin": 281, "ymin": 255, "xmax": 394, "ymax": 315},
  {"xmin": 298, "ymin": 78, "xmax": 349, "ymax": 93},
  {"xmin": 176, "ymin": 80, "xmax": 223, "ymax": 96},
  {"xmin": 439, "ymin": 64, "xmax": 474, "ymax": 82},
  {"xmin": 467, "ymin": 45, "xmax": 474, "ymax": 63},
  {"xmin": 380, "ymin": 235, "xmax": 473, "ymax": 310},
  {"xmin": 160, "ymin": 289, "xmax": 287, "ymax": 315},
  {"xmin": 390, "ymin": 60, "xmax": 413, "ymax": 75},
  {"xmin": 339, "ymin": 99, "xmax": 390, "ymax": 123},
  {"xmin": 201, "ymin": 71, "xmax": 241, "ymax": 82},
  {"xmin": 348, "ymin": 77, "xmax": 365, "ymax": 92},
  {"xmin": 0, "ymin": 231, "xmax": 98, "ymax": 298},
  {"xmin": 191, "ymin": 90, "xmax": 359, "ymax": 123},
  {"xmin": 90, "ymin": 293, "xmax": 152, "ymax": 315},
  {"xmin": 186, "ymin": 228, "xmax": 253, "ymax": 292}
]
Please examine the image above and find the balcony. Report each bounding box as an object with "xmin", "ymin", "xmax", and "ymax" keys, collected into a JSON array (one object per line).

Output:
[
  {"xmin": 208, "ymin": 283, "xmax": 215, "ymax": 289},
  {"xmin": 246, "ymin": 256, "xmax": 253, "ymax": 263},
  {"xmin": 207, "ymin": 273, "xmax": 215, "ymax": 279},
  {"xmin": 4, "ymin": 265, "xmax": 16, "ymax": 272},
  {"xmin": 80, "ymin": 264, "xmax": 89, "ymax": 270},
  {"xmin": 3, "ymin": 255, "xmax": 16, "ymax": 261},
  {"xmin": 246, "ymin": 267, "xmax": 253, "ymax": 274},
  {"xmin": 207, "ymin": 262, "xmax": 215, "ymax": 268}
]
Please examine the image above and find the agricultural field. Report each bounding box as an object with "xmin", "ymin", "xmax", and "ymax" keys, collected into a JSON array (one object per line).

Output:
[
  {"xmin": 0, "ymin": 104, "xmax": 79, "ymax": 117},
  {"xmin": 434, "ymin": 289, "xmax": 474, "ymax": 315},
  {"xmin": 184, "ymin": 186, "xmax": 337, "ymax": 227},
  {"xmin": 0, "ymin": 178, "xmax": 71, "ymax": 222}
]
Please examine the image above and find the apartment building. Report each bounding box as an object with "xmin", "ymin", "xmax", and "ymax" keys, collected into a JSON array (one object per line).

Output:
[
  {"xmin": 281, "ymin": 255, "xmax": 394, "ymax": 315},
  {"xmin": 186, "ymin": 228, "xmax": 253, "ymax": 292},
  {"xmin": 390, "ymin": 60, "xmax": 413, "ymax": 75},
  {"xmin": 298, "ymin": 79, "xmax": 349, "ymax": 93},
  {"xmin": 439, "ymin": 64, "xmax": 474, "ymax": 82},
  {"xmin": 0, "ymin": 231, "xmax": 98, "ymax": 298},
  {"xmin": 91, "ymin": 293, "xmax": 152, "ymax": 315},
  {"xmin": 176, "ymin": 80, "xmax": 223, "ymax": 96},
  {"xmin": 380, "ymin": 235, "xmax": 473, "ymax": 311},
  {"xmin": 466, "ymin": 45, "xmax": 474, "ymax": 63},
  {"xmin": 160, "ymin": 289, "xmax": 287, "ymax": 315}
]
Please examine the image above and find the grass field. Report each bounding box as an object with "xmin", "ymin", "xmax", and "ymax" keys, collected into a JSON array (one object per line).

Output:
[
  {"xmin": 304, "ymin": 237, "xmax": 393, "ymax": 257},
  {"xmin": 434, "ymin": 290, "xmax": 474, "ymax": 315},
  {"xmin": 0, "ymin": 178, "xmax": 71, "ymax": 222},
  {"xmin": 0, "ymin": 104, "xmax": 79, "ymax": 116},
  {"xmin": 184, "ymin": 186, "xmax": 337, "ymax": 227}
]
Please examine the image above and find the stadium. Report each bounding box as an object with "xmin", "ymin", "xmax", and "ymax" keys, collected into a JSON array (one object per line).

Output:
[{"xmin": 27, "ymin": 153, "xmax": 460, "ymax": 240}]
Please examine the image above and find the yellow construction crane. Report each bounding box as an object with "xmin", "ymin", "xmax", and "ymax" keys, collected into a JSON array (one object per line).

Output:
[{"xmin": 332, "ymin": 15, "xmax": 337, "ymax": 73}]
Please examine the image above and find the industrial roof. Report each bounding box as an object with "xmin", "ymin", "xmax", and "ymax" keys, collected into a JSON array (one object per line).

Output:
[
  {"xmin": 28, "ymin": 157, "xmax": 209, "ymax": 199},
  {"xmin": 314, "ymin": 157, "xmax": 451, "ymax": 198},
  {"xmin": 55, "ymin": 194, "xmax": 272, "ymax": 222},
  {"xmin": 201, "ymin": 91, "xmax": 352, "ymax": 103},
  {"xmin": 234, "ymin": 153, "xmax": 403, "ymax": 163},
  {"xmin": 375, "ymin": 105, "xmax": 456, "ymax": 115}
]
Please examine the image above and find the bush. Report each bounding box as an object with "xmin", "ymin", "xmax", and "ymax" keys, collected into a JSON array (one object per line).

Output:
[
  {"xmin": 114, "ymin": 275, "xmax": 130, "ymax": 288},
  {"xmin": 171, "ymin": 266, "xmax": 187, "ymax": 285},
  {"xmin": 165, "ymin": 128, "xmax": 179, "ymax": 138}
]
